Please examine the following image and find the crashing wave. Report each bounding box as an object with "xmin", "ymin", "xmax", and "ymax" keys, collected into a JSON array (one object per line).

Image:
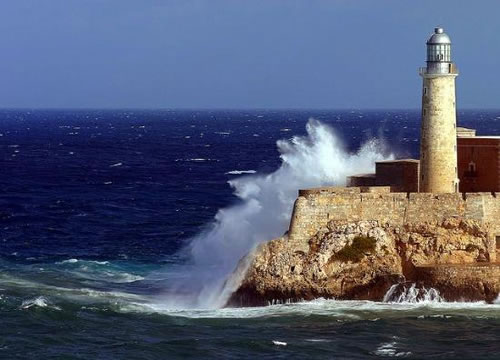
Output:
[
  {"xmin": 161, "ymin": 119, "xmax": 392, "ymax": 309},
  {"xmin": 383, "ymin": 283, "xmax": 443, "ymax": 303}
]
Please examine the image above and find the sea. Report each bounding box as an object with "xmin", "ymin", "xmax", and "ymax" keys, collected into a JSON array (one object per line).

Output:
[{"xmin": 0, "ymin": 109, "xmax": 499, "ymax": 359}]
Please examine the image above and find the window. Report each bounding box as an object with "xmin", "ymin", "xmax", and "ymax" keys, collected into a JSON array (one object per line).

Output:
[
  {"xmin": 423, "ymin": 108, "xmax": 426, "ymax": 116},
  {"xmin": 468, "ymin": 162, "xmax": 476, "ymax": 172},
  {"xmin": 496, "ymin": 236, "xmax": 500, "ymax": 250},
  {"xmin": 424, "ymin": 87, "xmax": 427, "ymax": 95}
]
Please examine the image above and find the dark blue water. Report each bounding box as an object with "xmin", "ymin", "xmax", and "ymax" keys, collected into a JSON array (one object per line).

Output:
[{"xmin": 0, "ymin": 109, "xmax": 499, "ymax": 359}]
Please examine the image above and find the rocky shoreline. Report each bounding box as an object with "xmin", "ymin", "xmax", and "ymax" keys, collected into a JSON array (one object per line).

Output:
[{"xmin": 227, "ymin": 218, "xmax": 500, "ymax": 307}]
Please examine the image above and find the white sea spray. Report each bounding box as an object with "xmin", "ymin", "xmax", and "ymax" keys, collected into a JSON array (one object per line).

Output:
[{"xmin": 162, "ymin": 119, "xmax": 392, "ymax": 309}]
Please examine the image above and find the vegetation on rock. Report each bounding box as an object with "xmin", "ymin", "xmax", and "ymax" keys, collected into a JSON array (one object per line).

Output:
[{"xmin": 331, "ymin": 235, "xmax": 376, "ymax": 262}]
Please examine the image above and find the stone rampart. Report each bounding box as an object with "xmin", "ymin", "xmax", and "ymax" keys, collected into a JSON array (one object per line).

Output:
[
  {"xmin": 415, "ymin": 263, "xmax": 500, "ymax": 302},
  {"xmin": 288, "ymin": 186, "xmax": 500, "ymax": 259}
]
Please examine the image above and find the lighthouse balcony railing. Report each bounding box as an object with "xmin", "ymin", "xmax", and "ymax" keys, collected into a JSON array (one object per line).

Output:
[{"xmin": 419, "ymin": 64, "xmax": 458, "ymax": 76}]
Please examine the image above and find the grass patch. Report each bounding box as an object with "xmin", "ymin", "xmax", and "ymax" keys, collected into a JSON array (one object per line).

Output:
[{"xmin": 331, "ymin": 235, "xmax": 377, "ymax": 263}]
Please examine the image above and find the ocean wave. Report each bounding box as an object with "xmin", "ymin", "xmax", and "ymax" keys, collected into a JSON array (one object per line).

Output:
[
  {"xmin": 54, "ymin": 259, "xmax": 144, "ymax": 283},
  {"xmin": 57, "ymin": 259, "xmax": 110, "ymax": 265},
  {"xmin": 1, "ymin": 273, "xmax": 147, "ymax": 305},
  {"xmin": 383, "ymin": 283, "xmax": 443, "ymax": 303},
  {"xmin": 117, "ymin": 298, "xmax": 500, "ymax": 319},
  {"xmin": 20, "ymin": 296, "xmax": 61, "ymax": 311}
]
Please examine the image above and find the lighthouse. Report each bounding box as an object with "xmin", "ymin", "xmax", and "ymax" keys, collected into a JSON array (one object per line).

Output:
[{"xmin": 419, "ymin": 27, "xmax": 459, "ymax": 193}]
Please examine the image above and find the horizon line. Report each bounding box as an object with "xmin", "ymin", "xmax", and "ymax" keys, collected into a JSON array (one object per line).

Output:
[{"xmin": 0, "ymin": 107, "xmax": 499, "ymax": 112}]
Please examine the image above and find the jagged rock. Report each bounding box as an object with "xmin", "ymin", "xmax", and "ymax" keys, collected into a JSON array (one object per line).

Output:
[{"xmin": 227, "ymin": 218, "xmax": 499, "ymax": 306}]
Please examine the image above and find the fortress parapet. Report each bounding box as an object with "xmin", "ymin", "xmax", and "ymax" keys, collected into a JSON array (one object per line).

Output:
[{"xmin": 288, "ymin": 186, "xmax": 499, "ymax": 260}]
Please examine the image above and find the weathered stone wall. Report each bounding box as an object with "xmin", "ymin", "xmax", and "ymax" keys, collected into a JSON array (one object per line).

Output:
[
  {"xmin": 415, "ymin": 263, "xmax": 500, "ymax": 302},
  {"xmin": 289, "ymin": 186, "xmax": 500, "ymax": 260}
]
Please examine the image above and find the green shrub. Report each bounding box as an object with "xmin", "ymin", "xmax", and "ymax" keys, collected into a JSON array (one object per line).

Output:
[
  {"xmin": 465, "ymin": 244, "xmax": 480, "ymax": 253},
  {"xmin": 331, "ymin": 235, "xmax": 377, "ymax": 263}
]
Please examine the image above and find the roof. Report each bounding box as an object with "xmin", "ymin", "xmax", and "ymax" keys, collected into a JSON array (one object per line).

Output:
[
  {"xmin": 376, "ymin": 159, "xmax": 420, "ymax": 164},
  {"xmin": 427, "ymin": 27, "xmax": 451, "ymax": 45},
  {"xmin": 471, "ymin": 136, "xmax": 500, "ymax": 139},
  {"xmin": 457, "ymin": 127, "xmax": 477, "ymax": 137},
  {"xmin": 347, "ymin": 173, "xmax": 376, "ymax": 178}
]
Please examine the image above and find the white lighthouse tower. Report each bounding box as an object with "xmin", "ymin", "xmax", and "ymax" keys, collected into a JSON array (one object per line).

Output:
[{"xmin": 419, "ymin": 27, "xmax": 459, "ymax": 193}]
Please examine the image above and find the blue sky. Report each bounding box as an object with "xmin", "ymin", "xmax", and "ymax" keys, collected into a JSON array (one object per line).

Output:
[{"xmin": 0, "ymin": 0, "xmax": 499, "ymax": 109}]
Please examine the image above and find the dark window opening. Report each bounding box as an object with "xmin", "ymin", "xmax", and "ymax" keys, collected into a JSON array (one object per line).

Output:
[{"xmin": 465, "ymin": 161, "xmax": 478, "ymax": 178}]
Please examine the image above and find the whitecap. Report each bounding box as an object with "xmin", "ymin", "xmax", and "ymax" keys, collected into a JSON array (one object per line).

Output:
[
  {"xmin": 101, "ymin": 271, "xmax": 144, "ymax": 283},
  {"xmin": 225, "ymin": 170, "xmax": 257, "ymax": 175},
  {"xmin": 109, "ymin": 162, "xmax": 123, "ymax": 168},
  {"xmin": 305, "ymin": 339, "xmax": 331, "ymax": 343},
  {"xmin": 373, "ymin": 341, "xmax": 411, "ymax": 357},
  {"xmin": 59, "ymin": 258, "xmax": 79, "ymax": 264},
  {"xmin": 57, "ymin": 258, "xmax": 110, "ymax": 266},
  {"xmin": 20, "ymin": 296, "xmax": 61, "ymax": 311},
  {"xmin": 272, "ymin": 340, "xmax": 287, "ymax": 346},
  {"xmin": 175, "ymin": 158, "xmax": 218, "ymax": 162}
]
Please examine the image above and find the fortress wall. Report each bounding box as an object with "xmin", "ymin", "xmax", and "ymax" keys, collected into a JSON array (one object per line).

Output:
[
  {"xmin": 415, "ymin": 264, "xmax": 500, "ymax": 301},
  {"xmin": 406, "ymin": 193, "xmax": 466, "ymax": 223},
  {"xmin": 479, "ymin": 194, "xmax": 500, "ymax": 260},
  {"xmin": 481, "ymin": 193, "xmax": 500, "ymax": 234},
  {"xmin": 288, "ymin": 187, "xmax": 499, "ymax": 259},
  {"xmin": 417, "ymin": 264, "xmax": 500, "ymax": 280}
]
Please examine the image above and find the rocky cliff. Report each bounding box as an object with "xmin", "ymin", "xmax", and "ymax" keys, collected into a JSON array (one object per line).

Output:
[{"xmin": 227, "ymin": 218, "xmax": 500, "ymax": 306}]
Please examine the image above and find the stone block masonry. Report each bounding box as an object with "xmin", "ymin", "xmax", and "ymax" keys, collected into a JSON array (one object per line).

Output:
[{"xmin": 288, "ymin": 186, "xmax": 499, "ymax": 261}]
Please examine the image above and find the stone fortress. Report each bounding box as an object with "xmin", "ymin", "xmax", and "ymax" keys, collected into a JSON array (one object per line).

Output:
[
  {"xmin": 290, "ymin": 27, "xmax": 500, "ymax": 258},
  {"xmin": 229, "ymin": 28, "xmax": 500, "ymax": 306},
  {"xmin": 291, "ymin": 27, "xmax": 499, "ymax": 266}
]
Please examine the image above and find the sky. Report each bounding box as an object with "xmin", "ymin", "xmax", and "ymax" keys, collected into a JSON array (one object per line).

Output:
[{"xmin": 0, "ymin": 0, "xmax": 499, "ymax": 109}]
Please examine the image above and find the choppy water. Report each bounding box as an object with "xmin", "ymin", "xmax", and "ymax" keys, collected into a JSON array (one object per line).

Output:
[{"xmin": 1, "ymin": 109, "xmax": 499, "ymax": 359}]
